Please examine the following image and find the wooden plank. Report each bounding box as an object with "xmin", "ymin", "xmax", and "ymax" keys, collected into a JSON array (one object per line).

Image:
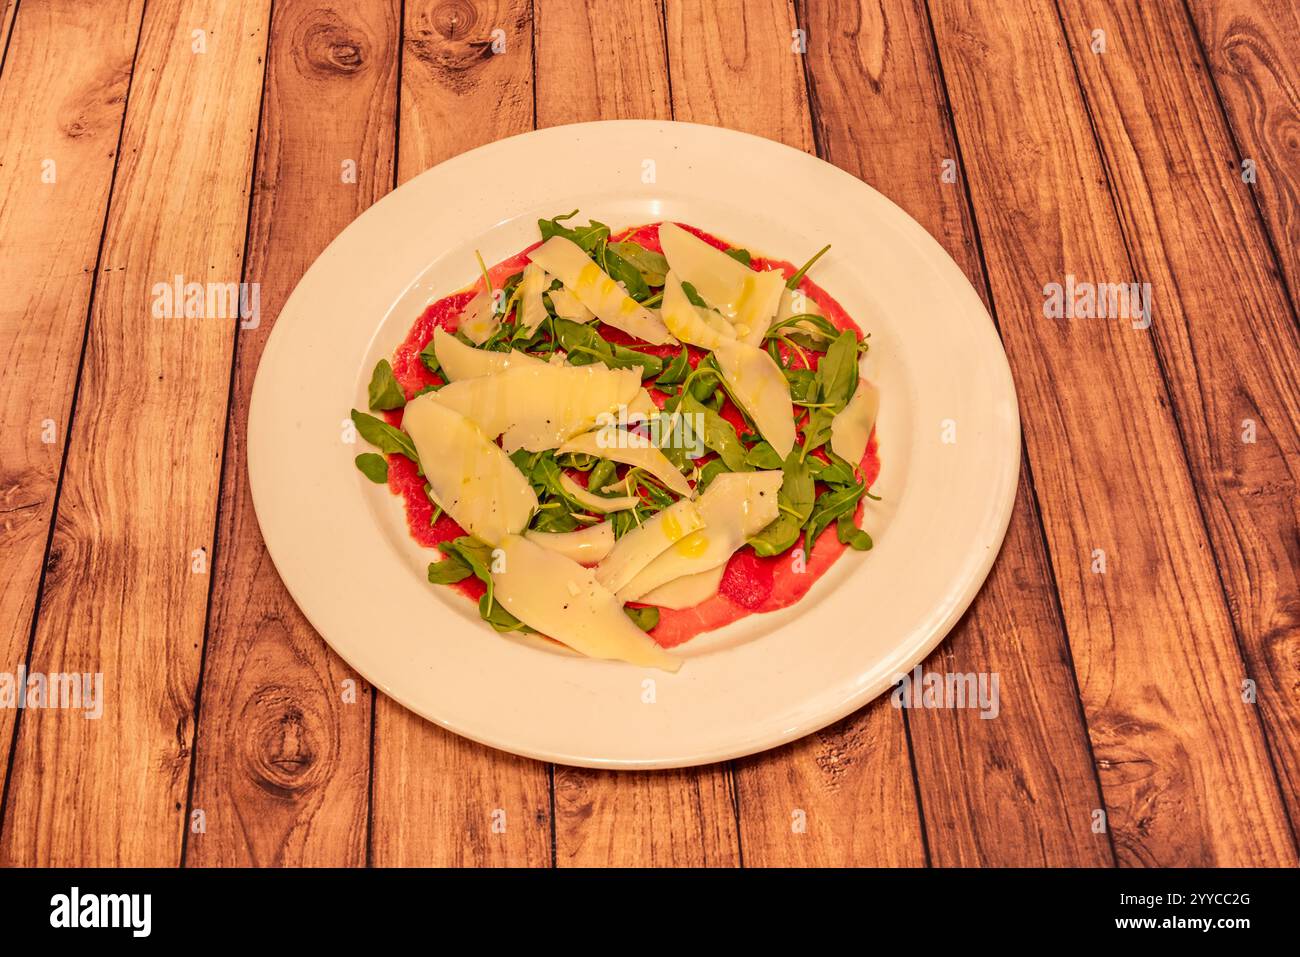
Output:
[
  {"xmin": 535, "ymin": 0, "xmax": 670, "ymax": 128},
  {"xmin": 368, "ymin": 0, "xmax": 551, "ymax": 867},
  {"xmin": 1057, "ymin": 0, "xmax": 1300, "ymax": 846},
  {"xmin": 665, "ymin": 0, "xmax": 812, "ymax": 145},
  {"xmin": 664, "ymin": 0, "xmax": 925, "ymax": 867},
  {"xmin": 535, "ymin": 0, "xmax": 739, "ymax": 866},
  {"xmin": 0, "ymin": 0, "xmax": 273, "ymax": 867},
  {"xmin": 0, "ymin": 0, "xmax": 143, "ymax": 816},
  {"xmin": 0, "ymin": 0, "xmax": 18, "ymax": 70},
  {"xmin": 928, "ymin": 0, "xmax": 1296, "ymax": 866},
  {"xmin": 183, "ymin": 0, "xmax": 400, "ymax": 867},
  {"xmin": 791, "ymin": 0, "xmax": 1110, "ymax": 866},
  {"xmin": 1187, "ymin": 0, "xmax": 1300, "ymax": 313}
]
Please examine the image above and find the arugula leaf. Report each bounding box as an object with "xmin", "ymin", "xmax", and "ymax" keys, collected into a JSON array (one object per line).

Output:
[
  {"xmin": 797, "ymin": 330, "xmax": 859, "ymax": 457},
  {"xmin": 817, "ymin": 330, "xmax": 860, "ymax": 410},
  {"xmin": 724, "ymin": 247, "xmax": 753, "ymax": 266},
  {"xmin": 801, "ymin": 407, "xmax": 835, "ymax": 457},
  {"xmin": 766, "ymin": 312, "xmax": 840, "ymax": 343},
  {"xmin": 696, "ymin": 458, "xmax": 729, "ymax": 493},
  {"xmin": 418, "ymin": 339, "xmax": 443, "ymax": 375},
  {"xmin": 428, "ymin": 535, "xmax": 534, "ymax": 631},
  {"xmin": 354, "ymin": 453, "xmax": 388, "ymax": 483},
  {"xmin": 679, "ymin": 280, "xmax": 708, "ymax": 308},
  {"xmin": 655, "ymin": 347, "xmax": 691, "ymax": 387},
  {"xmin": 439, "ymin": 536, "xmax": 494, "ymax": 582},
  {"xmin": 749, "ymin": 451, "xmax": 814, "ymax": 556},
  {"xmin": 351, "ymin": 409, "xmax": 418, "ymax": 463},
  {"xmin": 557, "ymin": 451, "xmax": 597, "ymax": 471},
  {"xmin": 427, "ymin": 553, "xmax": 472, "ymax": 584},
  {"xmin": 744, "ymin": 442, "xmax": 784, "ymax": 470},
  {"xmin": 553, "ymin": 318, "xmax": 663, "ymax": 377},
  {"xmin": 588, "ymin": 458, "xmax": 618, "ymax": 492},
  {"xmin": 530, "ymin": 505, "xmax": 581, "ymax": 533},
  {"xmin": 611, "ymin": 507, "xmax": 648, "ymax": 539},
  {"xmin": 539, "ymin": 211, "xmax": 610, "ymax": 253},
  {"xmin": 479, "ymin": 593, "xmax": 532, "ymax": 633},
  {"xmin": 786, "ymin": 244, "xmax": 831, "ymax": 289},
  {"xmin": 623, "ymin": 605, "xmax": 660, "ymax": 631},
  {"xmin": 836, "ymin": 514, "xmax": 873, "ymax": 551},
  {"xmin": 601, "ymin": 242, "xmax": 651, "ymax": 301},
  {"xmin": 510, "ymin": 449, "xmax": 567, "ymax": 500},
  {"xmin": 808, "ymin": 452, "xmax": 857, "ymax": 486},
  {"xmin": 498, "ymin": 270, "xmax": 524, "ymax": 311},
  {"xmin": 685, "ymin": 356, "xmax": 721, "ymax": 402},
  {"xmin": 367, "ymin": 359, "xmax": 406, "ymax": 410},
  {"xmin": 676, "ymin": 390, "xmax": 747, "ymax": 470},
  {"xmin": 805, "ymin": 482, "xmax": 866, "ymax": 557},
  {"xmin": 608, "ymin": 241, "xmax": 668, "ymax": 287},
  {"xmin": 783, "ymin": 367, "xmax": 818, "ymax": 403}
]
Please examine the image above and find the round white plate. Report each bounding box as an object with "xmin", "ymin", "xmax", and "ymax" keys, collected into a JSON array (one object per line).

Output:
[{"xmin": 248, "ymin": 120, "xmax": 1020, "ymax": 769}]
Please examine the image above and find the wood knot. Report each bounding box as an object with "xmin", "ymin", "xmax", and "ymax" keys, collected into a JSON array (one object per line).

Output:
[
  {"xmin": 429, "ymin": 0, "xmax": 479, "ymax": 39},
  {"xmin": 409, "ymin": 0, "xmax": 500, "ymax": 87},
  {"xmin": 301, "ymin": 17, "xmax": 368, "ymax": 75},
  {"xmin": 239, "ymin": 684, "xmax": 331, "ymax": 797}
]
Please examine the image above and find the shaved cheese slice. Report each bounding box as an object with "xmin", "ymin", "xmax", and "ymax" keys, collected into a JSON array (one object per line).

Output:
[
  {"xmin": 528, "ymin": 236, "xmax": 672, "ymax": 344},
  {"xmin": 699, "ymin": 306, "xmax": 740, "ymax": 340},
  {"xmin": 628, "ymin": 388, "xmax": 658, "ymax": 420},
  {"xmin": 516, "ymin": 263, "xmax": 550, "ymax": 335},
  {"xmin": 595, "ymin": 499, "xmax": 705, "ymax": 593},
  {"xmin": 433, "ymin": 328, "xmax": 544, "ymax": 382},
  {"xmin": 830, "ymin": 377, "xmax": 879, "ymax": 465},
  {"xmin": 525, "ymin": 523, "xmax": 616, "ymax": 565},
  {"xmin": 457, "ymin": 289, "xmax": 500, "ymax": 345},
  {"xmin": 732, "ymin": 271, "xmax": 786, "ymax": 344},
  {"xmin": 559, "ymin": 474, "xmax": 639, "ymax": 514},
  {"xmin": 658, "ymin": 223, "xmax": 785, "ymax": 343},
  {"xmin": 617, "ymin": 471, "xmax": 783, "ymax": 602},
  {"xmin": 776, "ymin": 286, "xmax": 825, "ymax": 324},
  {"xmin": 661, "ymin": 271, "xmax": 734, "ymax": 350},
  {"xmin": 548, "ymin": 286, "xmax": 594, "ymax": 323},
  {"xmin": 638, "ymin": 564, "xmax": 726, "ymax": 610},
  {"xmin": 433, "ymin": 364, "xmax": 641, "ymax": 453},
  {"xmin": 401, "ymin": 395, "xmax": 537, "ymax": 546},
  {"xmin": 712, "ymin": 340, "xmax": 796, "ymax": 459},
  {"xmin": 559, "ymin": 428, "xmax": 693, "ymax": 498},
  {"xmin": 493, "ymin": 535, "xmax": 681, "ymax": 671}
]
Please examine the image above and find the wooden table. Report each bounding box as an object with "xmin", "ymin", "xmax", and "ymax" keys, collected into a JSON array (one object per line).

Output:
[{"xmin": 1, "ymin": 0, "xmax": 1297, "ymax": 868}]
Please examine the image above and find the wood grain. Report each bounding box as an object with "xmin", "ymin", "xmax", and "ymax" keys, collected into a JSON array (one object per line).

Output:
[
  {"xmin": 1187, "ymin": 0, "xmax": 1300, "ymax": 313},
  {"xmin": 665, "ymin": 0, "xmax": 812, "ymax": 146},
  {"xmin": 0, "ymin": 0, "xmax": 273, "ymax": 867},
  {"xmin": 1057, "ymin": 0, "xmax": 1300, "ymax": 845},
  {"xmin": 664, "ymin": 0, "xmax": 925, "ymax": 867},
  {"xmin": 928, "ymin": 0, "xmax": 1296, "ymax": 866},
  {"xmin": 183, "ymin": 0, "xmax": 399, "ymax": 867},
  {"xmin": 534, "ymin": 0, "xmax": 670, "ymax": 128},
  {"xmin": 0, "ymin": 0, "xmax": 18, "ymax": 70},
  {"xmin": 368, "ymin": 0, "xmax": 552, "ymax": 867},
  {"xmin": 793, "ymin": 0, "xmax": 1110, "ymax": 866},
  {"xmin": 535, "ymin": 0, "xmax": 739, "ymax": 866},
  {"xmin": 0, "ymin": 0, "xmax": 143, "ymax": 809}
]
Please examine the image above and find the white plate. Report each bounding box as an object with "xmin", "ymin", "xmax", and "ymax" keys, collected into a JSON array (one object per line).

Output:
[{"xmin": 248, "ymin": 120, "xmax": 1020, "ymax": 769}]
